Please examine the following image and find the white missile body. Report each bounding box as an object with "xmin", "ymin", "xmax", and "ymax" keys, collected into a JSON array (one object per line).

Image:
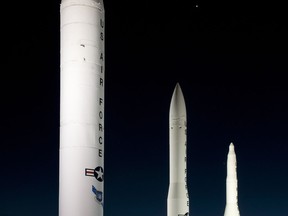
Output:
[
  {"xmin": 224, "ymin": 143, "xmax": 240, "ymax": 216},
  {"xmin": 168, "ymin": 84, "xmax": 189, "ymax": 216},
  {"xmin": 59, "ymin": 0, "xmax": 105, "ymax": 216}
]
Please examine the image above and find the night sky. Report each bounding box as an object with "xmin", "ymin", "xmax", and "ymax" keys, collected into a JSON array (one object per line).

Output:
[{"xmin": 1, "ymin": 0, "xmax": 288, "ymax": 216}]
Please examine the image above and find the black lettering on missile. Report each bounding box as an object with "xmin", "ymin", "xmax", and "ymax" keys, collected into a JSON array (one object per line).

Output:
[
  {"xmin": 100, "ymin": 32, "xmax": 104, "ymax": 41},
  {"xmin": 80, "ymin": 44, "xmax": 85, "ymax": 47},
  {"xmin": 186, "ymin": 192, "xmax": 189, "ymax": 198},
  {"xmin": 99, "ymin": 149, "xmax": 103, "ymax": 157},
  {"xmin": 187, "ymin": 201, "xmax": 189, "ymax": 206},
  {"xmin": 100, "ymin": 53, "xmax": 104, "ymax": 61},
  {"xmin": 99, "ymin": 136, "xmax": 103, "ymax": 145},
  {"xmin": 101, "ymin": 65, "xmax": 103, "ymax": 73},
  {"xmin": 99, "ymin": 123, "xmax": 103, "ymax": 132},
  {"xmin": 99, "ymin": 98, "xmax": 103, "ymax": 106},
  {"xmin": 100, "ymin": 19, "xmax": 104, "ymax": 28},
  {"xmin": 100, "ymin": 78, "xmax": 104, "ymax": 86},
  {"xmin": 99, "ymin": 111, "xmax": 103, "ymax": 119}
]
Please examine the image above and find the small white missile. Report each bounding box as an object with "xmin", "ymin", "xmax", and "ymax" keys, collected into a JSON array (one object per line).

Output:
[
  {"xmin": 167, "ymin": 83, "xmax": 189, "ymax": 216},
  {"xmin": 224, "ymin": 143, "xmax": 240, "ymax": 216},
  {"xmin": 59, "ymin": 0, "xmax": 105, "ymax": 216}
]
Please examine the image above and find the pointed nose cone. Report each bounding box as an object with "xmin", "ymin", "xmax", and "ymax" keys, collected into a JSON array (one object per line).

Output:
[
  {"xmin": 169, "ymin": 83, "xmax": 186, "ymax": 118},
  {"xmin": 229, "ymin": 142, "xmax": 235, "ymax": 154}
]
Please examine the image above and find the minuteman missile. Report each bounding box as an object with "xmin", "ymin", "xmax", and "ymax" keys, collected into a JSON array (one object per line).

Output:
[
  {"xmin": 224, "ymin": 143, "xmax": 240, "ymax": 216},
  {"xmin": 59, "ymin": 0, "xmax": 105, "ymax": 216},
  {"xmin": 167, "ymin": 83, "xmax": 189, "ymax": 216}
]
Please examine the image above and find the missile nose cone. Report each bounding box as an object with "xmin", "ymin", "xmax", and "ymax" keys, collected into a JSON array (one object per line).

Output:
[
  {"xmin": 229, "ymin": 143, "xmax": 235, "ymax": 153},
  {"xmin": 169, "ymin": 83, "xmax": 186, "ymax": 118}
]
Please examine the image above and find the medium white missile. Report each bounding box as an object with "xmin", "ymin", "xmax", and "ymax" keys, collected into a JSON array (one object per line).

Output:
[
  {"xmin": 59, "ymin": 0, "xmax": 105, "ymax": 216},
  {"xmin": 168, "ymin": 83, "xmax": 189, "ymax": 216},
  {"xmin": 224, "ymin": 143, "xmax": 240, "ymax": 216}
]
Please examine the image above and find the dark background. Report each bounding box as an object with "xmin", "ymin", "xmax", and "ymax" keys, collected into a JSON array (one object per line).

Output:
[{"xmin": 1, "ymin": 0, "xmax": 288, "ymax": 216}]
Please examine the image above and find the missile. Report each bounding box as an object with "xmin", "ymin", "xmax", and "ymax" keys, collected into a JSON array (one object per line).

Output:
[
  {"xmin": 168, "ymin": 83, "xmax": 189, "ymax": 216},
  {"xmin": 224, "ymin": 143, "xmax": 240, "ymax": 216},
  {"xmin": 59, "ymin": 0, "xmax": 105, "ymax": 216}
]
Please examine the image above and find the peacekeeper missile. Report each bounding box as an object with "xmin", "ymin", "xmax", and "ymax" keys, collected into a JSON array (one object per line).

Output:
[
  {"xmin": 224, "ymin": 143, "xmax": 240, "ymax": 216},
  {"xmin": 167, "ymin": 83, "xmax": 189, "ymax": 216},
  {"xmin": 59, "ymin": 0, "xmax": 105, "ymax": 216}
]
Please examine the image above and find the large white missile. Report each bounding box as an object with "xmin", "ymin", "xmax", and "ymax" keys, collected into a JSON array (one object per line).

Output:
[
  {"xmin": 224, "ymin": 143, "xmax": 240, "ymax": 216},
  {"xmin": 168, "ymin": 83, "xmax": 189, "ymax": 216},
  {"xmin": 59, "ymin": 0, "xmax": 105, "ymax": 216}
]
